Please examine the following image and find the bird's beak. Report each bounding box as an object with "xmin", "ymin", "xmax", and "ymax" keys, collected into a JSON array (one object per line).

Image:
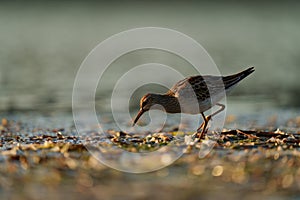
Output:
[{"xmin": 132, "ymin": 108, "xmax": 145, "ymax": 126}]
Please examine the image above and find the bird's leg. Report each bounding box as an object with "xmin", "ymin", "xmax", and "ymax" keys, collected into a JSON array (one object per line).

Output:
[
  {"xmin": 207, "ymin": 103, "xmax": 225, "ymax": 120},
  {"xmin": 196, "ymin": 112, "xmax": 209, "ymax": 139},
  {"xmin": 190, "ymin": 113, "xmax": 208, "ymax": 141},
  {"xmin": 197, "ymin": 114, "xmax": 211, "ymax": 131},
  {"xmin": 191, "ymin": 112, "xmax": 206, "ymax": 141},
  {"xmin": 195, "ymin": 103, "xmax": 226, "ymax": 139},
  {"xmin": 197, "ymin": 113, "xmax": 206, "ymax": 132}
]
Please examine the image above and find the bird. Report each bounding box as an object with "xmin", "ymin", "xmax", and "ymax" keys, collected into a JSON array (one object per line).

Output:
[{"xmin": 132, "ymin": 67, "xmax": 255, "ymax": 139}]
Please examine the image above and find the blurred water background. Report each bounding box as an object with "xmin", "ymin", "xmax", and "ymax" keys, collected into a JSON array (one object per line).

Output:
[{"xmin": 0, "ymin": 0, "xmax": 299, "ymax": 114}]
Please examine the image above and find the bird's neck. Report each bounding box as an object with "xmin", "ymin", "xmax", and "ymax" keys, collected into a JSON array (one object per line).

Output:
[{"xmin": 153, "ymin": 94, "xmax": 181, "ymax": 113}]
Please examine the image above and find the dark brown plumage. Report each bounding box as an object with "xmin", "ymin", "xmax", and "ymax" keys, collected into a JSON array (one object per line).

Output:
[{"xmin": 133, "ymin": 67, "xmax": 255, "ymax": 137}]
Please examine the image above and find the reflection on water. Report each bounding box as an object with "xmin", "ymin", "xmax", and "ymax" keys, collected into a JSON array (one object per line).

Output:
[
  {"xmin": 225, "ymin": 96, "xmax": 300, "ymax": 131},
  {"xmin": 1, "ymin": 96, "xmax": 299, "ymax": 132},
  {"xmin": 0, "ymin": 1, "xmax": 300, "ymax": 112}
]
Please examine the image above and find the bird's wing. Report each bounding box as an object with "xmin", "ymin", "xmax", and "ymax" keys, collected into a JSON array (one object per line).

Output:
[
  {"xmin": 166, "ymin": 67, "xmax": 254, "ymax": 109},
  {"xmin": 166, "ymin": 75, "xmax": 226, "ymax": 101},
  {"xmin": 167, "ymin": 75, "xmax": 223, "ymax": 101}
]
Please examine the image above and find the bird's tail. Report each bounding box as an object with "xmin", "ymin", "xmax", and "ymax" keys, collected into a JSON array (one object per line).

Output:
[{"xmin": 223, "ymin": 67, "xmax": 255, "ymax": 89}]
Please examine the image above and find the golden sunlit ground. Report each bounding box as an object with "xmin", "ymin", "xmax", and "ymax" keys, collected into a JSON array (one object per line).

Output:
[{"xmin": 1, "ymin": 114, "xmax": 300, "ymax": 199}]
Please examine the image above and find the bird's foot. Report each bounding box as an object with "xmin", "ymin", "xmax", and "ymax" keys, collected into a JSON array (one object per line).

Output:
[
  {"xmin": 192, "ymin": 129, "xmax": 207, "ymax": 141},
  {"xmin": 196, "ymin": 124, "xmax": 209, "ymax": 136}
]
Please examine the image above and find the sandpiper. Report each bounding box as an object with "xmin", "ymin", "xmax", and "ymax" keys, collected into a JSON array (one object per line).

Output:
[{"xmin": 133, "ymin": 67, "xmax": 255, "ymax": 138}]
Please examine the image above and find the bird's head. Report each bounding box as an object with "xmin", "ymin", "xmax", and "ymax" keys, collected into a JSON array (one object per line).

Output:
[{"xmin": 132, "ymin": 93, "xmax": 156, "ymax": 126}]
